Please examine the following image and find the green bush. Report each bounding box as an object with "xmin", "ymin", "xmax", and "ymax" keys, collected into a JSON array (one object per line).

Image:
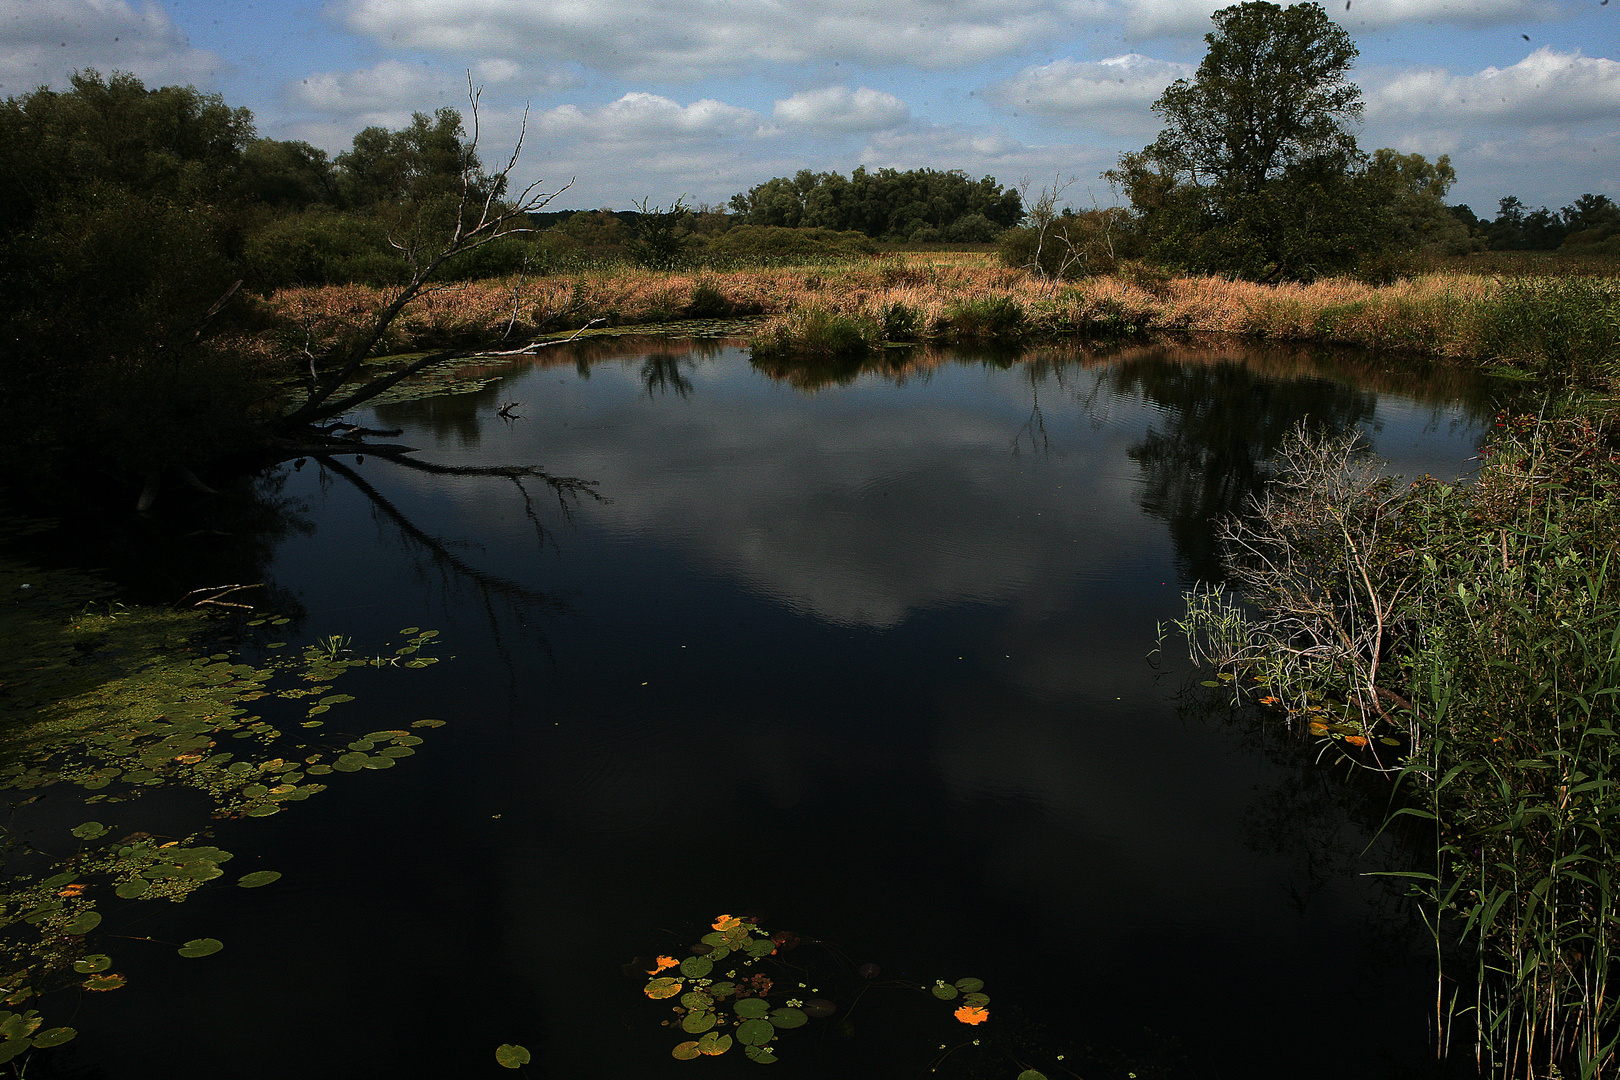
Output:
[
  {"xmin": 750, "ymin": 307, "xmax": 878, "ymax": 358},
  {"xmin": 947, "ymin": 294, "xmax": 1027, "ymax": 338},
  {"xmin": 1477, "ymin": 277, "xmax": 1620, "ymax": 388},
  {"xmin": 704, "ymin": 226, "xmax": 875, "ymax": 266}
]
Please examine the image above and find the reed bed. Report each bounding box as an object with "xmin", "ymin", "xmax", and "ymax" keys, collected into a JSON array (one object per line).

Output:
[{"xmin": 243, "ymin": 259, "xmax": 1620, "ymax": 388}]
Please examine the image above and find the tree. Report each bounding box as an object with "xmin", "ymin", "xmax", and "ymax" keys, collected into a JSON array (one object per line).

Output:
[{"xmin": 1109, "ymin": 1, "xmax": 1378, "ymax": 280}]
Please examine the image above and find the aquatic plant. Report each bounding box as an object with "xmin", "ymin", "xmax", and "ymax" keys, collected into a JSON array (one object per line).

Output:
[
  {"xmin": 0, "ymin": 552, "xmax": 448, "ymax": 1066},
  {"xmin": 1175, "ymin": 414, "xmax": 1620, "ymax": 1077}
]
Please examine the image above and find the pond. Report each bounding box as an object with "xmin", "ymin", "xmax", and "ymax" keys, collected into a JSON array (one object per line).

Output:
[{"xmin": 21, "ymin": 337, "xmax": 1494, "ymax": 1079}]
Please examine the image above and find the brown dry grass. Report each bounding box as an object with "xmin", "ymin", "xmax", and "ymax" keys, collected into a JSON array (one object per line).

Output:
[{"xmin": 240, "ymin": 257, "xmax": 1609, "ymax": 375}]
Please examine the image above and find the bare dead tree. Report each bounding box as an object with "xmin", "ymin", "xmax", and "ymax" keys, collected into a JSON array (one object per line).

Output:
[{"xmin": 275, "ymin": 77, "xmax": 572, "ymax": 432}]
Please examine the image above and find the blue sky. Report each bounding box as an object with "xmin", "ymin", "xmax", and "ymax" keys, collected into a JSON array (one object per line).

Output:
[{"xmin": 4, "ymin": 0, "xmax": 1615, "ymax": 217}]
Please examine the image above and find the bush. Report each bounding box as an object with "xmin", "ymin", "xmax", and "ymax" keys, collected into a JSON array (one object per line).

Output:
[
  {"xmin": 947, "ymin": 294, "xmax": 1027, "ymax": 338},
  {"xmin": 750, "ymin": 306, "xmax": 879, "ymax": 357},
  {"xmin": 704, "ymin": 226, "xmax": 875, "ymax": 266}
]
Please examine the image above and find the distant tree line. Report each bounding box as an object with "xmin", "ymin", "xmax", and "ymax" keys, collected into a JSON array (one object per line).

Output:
[
  {"xmin": 1451, "ymin": 193, "xmax": 1620, "ymax": 254},
  {"xmin": 727, "ymin": 168, "xmax": 1024, "ymax": 242}
]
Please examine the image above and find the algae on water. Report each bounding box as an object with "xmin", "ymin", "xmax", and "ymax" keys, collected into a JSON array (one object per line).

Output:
[{"xmin": 0, "ymin": 542, "xmax": 446, "ymax": 1065}]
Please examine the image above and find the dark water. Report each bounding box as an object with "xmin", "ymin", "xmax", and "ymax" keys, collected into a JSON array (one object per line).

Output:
[{"xmin": 35, "ymin": 338, "xmax": 1492, "ymax": 1080}]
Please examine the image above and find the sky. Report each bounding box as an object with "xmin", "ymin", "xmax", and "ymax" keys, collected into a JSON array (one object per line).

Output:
[{"xmin": 2, "ymin": 0, "xmax": 1615, "ymax": 218}]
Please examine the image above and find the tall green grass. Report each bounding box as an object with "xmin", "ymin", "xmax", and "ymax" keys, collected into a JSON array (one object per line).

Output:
[{"xmin": 1179, "ymin": 415, "xmax": 1620, "ymax": 1077}]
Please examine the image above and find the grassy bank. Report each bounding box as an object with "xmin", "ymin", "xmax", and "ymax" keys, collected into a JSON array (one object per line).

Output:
[{"xmin": 242, "ymin": 255, "xmax": 1620, "ymax": 389}]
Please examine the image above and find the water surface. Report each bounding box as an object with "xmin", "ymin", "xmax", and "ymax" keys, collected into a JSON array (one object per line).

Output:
[{"xmin": 42, "ymin": 338, "xmax": 1491, "ymax": 1079}]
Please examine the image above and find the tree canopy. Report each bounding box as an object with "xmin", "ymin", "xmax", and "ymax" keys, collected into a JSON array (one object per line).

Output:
[
  {"xmin": 1108, "ymin": 1, "xmax": 1379, "ymax": 280},
  {"xmin": 729, "ymin": 168, "xmax": 1022, "ymax": 241}
]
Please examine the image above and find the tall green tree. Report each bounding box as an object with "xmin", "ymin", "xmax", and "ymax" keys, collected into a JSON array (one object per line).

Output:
[{"xmin": 1109, "ymin": 1, "xmax": 1382, "ymax": 280}]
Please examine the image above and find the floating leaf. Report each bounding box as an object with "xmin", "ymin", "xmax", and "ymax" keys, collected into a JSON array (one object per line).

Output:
[
  {"xmin": 743, "ymin": 1044, "xmax": 778, "ymax": 1063},
  {"xmin": 411, "ymin": 718, "xmax": 445, "ymax": 728},
  {"xmin": 644, "ymin": 977, "xmax": 683, "ymax": 1000},
  {"xmin": 680, "ymin": 1010, "xmax": 716, "ymax": 1034},
  {"xmin": 680, "ymin": 991, "xmax": 714, "ymax": 1011},
  {"xmin": 962, "ymin": 992, "xmax": 990, "ymax": 1008},
  {"xmin": 735, "ymin": 1018, "xmax": 775, "ymax": 1047},
  {"xmin": 62, "ymin": 911, "xmax": 101, "ymax": 935},
  {"xmin": 679, "ymin": 955, "xmax": 713, "ymax": 979},
  {"xmin": 744, "ymin": 938, "xmax": 776, "ymax": 958},
  {"xmin": 72, "ymin": 955, "xmax": 111, "ymax": 974},
  {"xmin": 647, "ymin": 956, "xmax": 679, "ymax": 975},
  {"xmin": 769, "ymin": 1008, "xmax": 808, "ymax": 1029},
  {"xmin": 494, "ymin": 1043, "xmax": 531, "ymax": 1069},
  {"xmin": 672, "ymin": 1041, "xmax": 701, "ymax": 1061},
  {"xmin": 32, "ymin": 1027, "xmax": 75, "ymax": 1048},
  {"xmin": 238, "ymin": 871, "xmax": 281, "ymax": 888},
  {"xmin": 84, "ymin": 973, "xmax": 126, "ymax": 991},
  {"xmin": 177, "ymin": 938, "xmax": 223, "ymax": 958},
  {"xmin": 802, "ymin": 999, "xmax": 836, "ymax": 1018},
  {"xmin": 245, "ymin": 804, "xmax": 281, "ymax": 817},
  {"xmin": 696, "ymin": 1032, "xmax": 732, "ymax": 1056},
  {"xmin": 931, "ymin": 982, "xmax": 959, "ymax": 1000},
  {"xmin": 70, "ymin": 822, "xmax": 107, "ymax": 840},
  {"xmin": 1017, "ymin": 1072, "xmax": 1050, "ymax": 1080},
  {"xmin": 954, "ymin": 977, "xmax": 984, "ymax": 993},
  {"xmin": 733, "ymin": 998, "xmax": 770, "ymax": 1019},
  {"xmin": 0, "ymin": 1041, "xmax": 29, "ymax": 1064}
]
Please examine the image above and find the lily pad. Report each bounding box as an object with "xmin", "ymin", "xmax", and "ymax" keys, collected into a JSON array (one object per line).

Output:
[
  {"xmin": 733, "ymin": 998, "xmax": 770, "ymax": 1019},
  {"xmin": 238, "ymin": 871, "xmax": 282, "ymax": 888},
  {"xmin": 84, "ymin": 973, "xmax": 126, "ymax": 991},
  {"xmin": 955, "ymin": 977, "xmax": 984, "ymax": 993},
  {"xmin": 177, "ymin": 938, "xmax": 223, "ymax": 958},
  {"xmin": 495, "ymin": 1043, "xmax": 531, "ymax": 1068},
  {"xmin": 769, "ymin": 1007, "xmax": 808, "ymax": 1029},
  {"xmin": 743, "ymin": 1044, "xmax": 778, "ymax": 1063},
  {"xmin": 644, "ymin": 977, "xmax": 683, "ymax": 1000},
  {"xmin": 735, "ymin": 1018, "xmax": 775, "ymax": 1047},
  {"xmin": 32, "ymin": 1027, "xmax": 75, "ymax": 1048},
  {"xmin": 680, "ymin": 1010, "xmax": 717, "ymax": 1034},
  {"xmin": 802, "ymin": 998, "xmax": 836, "ymax": 1018},
  {"xmin": 671, "ymin": 1041, "xmax": 701, "ymax": 1060},
  {"xmin": 70, "ymin": 822, "xmax": 108, "ymax": 840},
  {"xmin": 115, "ymin": 878, "xmax": 150, "ymax": 899},
  {"xmin": 679, "ymin": 955, "xmax": 713, "ymax": 979},
  {"xmin": 696, "ymin": 1032, "xmax": 732, "ymax": 1056},
  {"xmin": 62, "ymin": 911, "xmax": 102, "ymax": 935},
  {"xmin": 931, "ymin": 982, "xmax": 959, "ymax": 1000},
  {"xmin": 72, "ymin": 955, "xmax": 112, "ymax": 973}
]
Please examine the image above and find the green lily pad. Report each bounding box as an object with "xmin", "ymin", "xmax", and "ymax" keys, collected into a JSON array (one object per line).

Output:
[
  {"xmin": 743, "ymin": 1044, "xmax": 778, "ymax": 1063},
  {"xmin": 963, "ymin": 992, "xmax": 990, "ymax": 1008},
  {"xmin": 83, "ymin": 973, "xmax": 125, "ymax": 991},
  {"xmin": 931, "ymin": 982, "xmax": 959, "ymax": 1000},
  {"xmin": 245, "ymin": 804, "xmax": 281, "ymax": 817},
  {"xmin": 1017, "ymin": 1072, "xmax": 1050, "ymax": 1080},
  {"xmin": 680, "ymin": 1010, "xmax": 717, "ymax": 1034},
  {"xmin": 769, "ymin": 1007, "xmax": 808, "ymax": 1029},
  {"xmin": 70, "ymin": 822, "xmax": 108, "ymax": 840},
  {"xmin": 114, "ymin": 877, "xmax": 151, "ymax": 899},
  {"xmin": 32, "ymin": 1027, "xmax": 75, "ymax": 1048},
  {"xmin": 680, "ymin": 991, "xmax": 714, "ymax": 1011},
  {"xmin": 679, "ymin": 955, "xmax": 713, "ymax": 978},
  {"xmin": 494, "ymin": 1043, "xmax": 531, "ymax": 1068},
  {"xmin": 239, "ymin": 871, "xmax": 281, "ymax": 888},
  {"xmin": 736, "ymin": 1018, "xmax": 775, "ymax": 1047},
  {"xmin": 734, "ymin": 998, "xmax": 770, "ymax": 1019},
  {"xmin": 72, "ymin": 955, "xmax": 112, "ymax": 973},
  {"xmin": 955, "ymin": 977, "xmax": 984, "ymax": 993},
  {"xmin": 671, "ymin": 1041, "xmax": 701, "ymax": 1060},
  {"xmin": 696, "ymin": 1032, "xmax": 732, "ymax": 1056},
  {"xmin": 644, "ymin": 977, "xmax": 682, "ymax": 999},
  {"xmin": 62, "ymin": 911, "xmax": 102, "ymax": 935},
  {"xmin": 0, "ymin": 1040, "xmax": 29, "ymax": 1064},
  {"xmin": 743, "ymin": 937, "xmax": 776, "ymax": 958},
  {"xmin": 177, "ymin": 938, "xmax": 223, "ymax": 958}
]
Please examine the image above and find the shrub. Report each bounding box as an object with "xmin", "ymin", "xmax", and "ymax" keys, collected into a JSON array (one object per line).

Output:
[
  {"xmin": 704, "ymin": 226, "xmax": 875, "ymax": 266},
  {"xmin": 750, "ymin": 306, "xmax": 878, "ymax": 358},
  {"xmin": 947, "ymin": 294, "xmax": 1027, "ymax": 338}
]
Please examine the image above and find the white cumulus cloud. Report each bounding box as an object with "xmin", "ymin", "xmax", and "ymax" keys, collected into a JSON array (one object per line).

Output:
[
  {"xmin": 536, "ymin": 92, "xmax": 764, "ymax": 140},
  {"xmin": 1367, "ymin": 48, "xmax": 1620, "ymax": 126},
  {"xmin": 0, "ymin": 0, "xmax": 223, "ymax": 93},
  {"xmin": 990, "ymin": 53, "xmax": 1191, "ymax": 131},
  {"xmin": 773, "ymin": 86, "xmax": 910, "ymax": 131}
]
